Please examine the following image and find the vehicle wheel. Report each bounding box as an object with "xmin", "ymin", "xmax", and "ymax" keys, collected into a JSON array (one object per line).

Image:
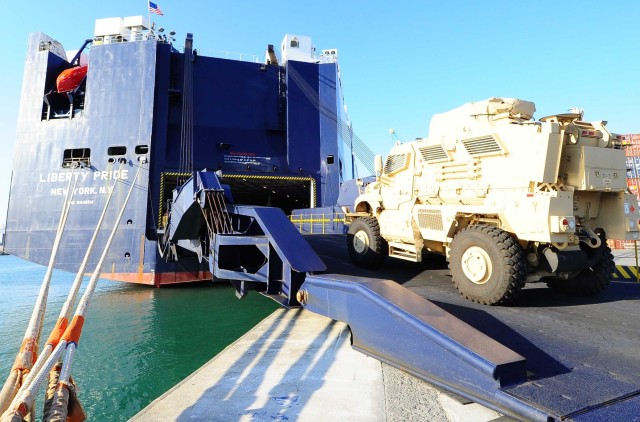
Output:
[
  {"xmin": 449, "ymin": 225, "xmax": 527, "ymax": 305},
  {"xmin": 347, "ymin": 217, "xmax": 388, "ymax": 268},
  {"xmin": 546, "ymin": 244, "xmax": 614, "ymax": 296}
]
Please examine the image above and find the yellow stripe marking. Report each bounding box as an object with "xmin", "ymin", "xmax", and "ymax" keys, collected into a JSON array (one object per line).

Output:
[
  {"xmin": 627, "ymin": 266, "xmax": 639, "ymax": 278},
  {"xmin": 222, "ymin": 174, "xmax": 317, "ymax": 208},
  {"xmin": 617, "ymin": 266, "xmax": 631, "ymax": 278},
  {"xmin": 159, "ymin": 173, "xmax": 318, "ymax": 215},
  {"xmin": 289, "ymin": 218, "xmax": 346, "ymax": 223}
]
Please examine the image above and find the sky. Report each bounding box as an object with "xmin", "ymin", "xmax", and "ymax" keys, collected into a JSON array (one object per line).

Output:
[{"xmin": 1, "ymin": 0, "xmax": 640, "ymax": 230}]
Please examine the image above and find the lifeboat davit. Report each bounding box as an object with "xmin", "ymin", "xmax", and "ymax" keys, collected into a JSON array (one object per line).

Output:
[{"xmin": 56, "ymin": 65, "xmax": 88, "ymax": 93}]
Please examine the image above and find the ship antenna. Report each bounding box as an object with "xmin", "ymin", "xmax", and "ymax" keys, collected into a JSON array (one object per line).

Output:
[{"xmin": 178, "ymin": 33, "xmax": 195, "ymax": 183}]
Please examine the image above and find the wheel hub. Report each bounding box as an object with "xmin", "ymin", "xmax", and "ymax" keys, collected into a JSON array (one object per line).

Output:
[
  {"xmin": 353, "ymin": 230, "xmax": 369, "ymax": 253},
  {"xmin": 461, "ymin": 246, "xmax": 492, "ymax": 284}
]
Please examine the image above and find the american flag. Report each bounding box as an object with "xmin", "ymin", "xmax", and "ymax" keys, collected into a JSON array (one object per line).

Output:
[{"xmin": 149, "ymin": 1, "xmax": 164, "ymax": 15}]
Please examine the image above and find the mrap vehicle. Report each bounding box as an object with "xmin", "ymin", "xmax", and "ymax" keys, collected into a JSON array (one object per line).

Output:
[{"xmin": 346, "ymin": 97, "xmax": 640, "ymax": 305}]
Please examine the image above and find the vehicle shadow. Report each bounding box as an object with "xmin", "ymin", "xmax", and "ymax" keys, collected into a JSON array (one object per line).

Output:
[
  {"xmin": 515, "ymin": 280, "xmax": 640, "ymax": 308},
  {"xmin": 430, "ymin": 300, "xmax": 571, "ymax": 380},
  {"xmin": 307, "ymin": 233, "xmax": 640, "ymax": 308},
  {"xmin": 306, "ymin": 234, "xmax": 448, "ymax": 284}
]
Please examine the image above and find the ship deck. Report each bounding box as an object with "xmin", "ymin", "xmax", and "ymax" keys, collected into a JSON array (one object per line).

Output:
[{"xmin": 133, "ymin": 235, "xmax": 640, "ymax": 421}]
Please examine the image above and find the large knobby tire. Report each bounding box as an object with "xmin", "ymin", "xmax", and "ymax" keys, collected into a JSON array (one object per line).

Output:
[
  {"xmin": 347, "ymin": 217, "xmax": 388, "ymax": 268},
  {"xmin": 546, "ymin": 244, "xmax": 614, "ymax": 296},
  {"xmin": 449, "ymin": 225, "xmax": 527, "ymax": 305}
]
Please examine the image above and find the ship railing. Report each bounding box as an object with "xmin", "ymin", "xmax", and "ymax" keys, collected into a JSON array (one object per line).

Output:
[
  {"xmin": 289, "ymin": 212, "xmax": 346, "ymax": 235},
  {"xmin": 93, "ymin": 35, "xmax": 131, "ymax": 45},
  {"xmin": 93, "ymin": 31, "xmax": 153, "ymax": 46},
  {"xmin": 176, "ymin": 47, "xmax": 261, "ymax": 63},
  {"xmin": 316, "ymin": 53, "xmax": 339, "ymax": 64},
  {"xmin": 38, "ymin": 39, "xmax": 66, "ymax": 58},
  {"xmin": 129, "ymin": 32, "xmax": 147, "ymax": 42}
]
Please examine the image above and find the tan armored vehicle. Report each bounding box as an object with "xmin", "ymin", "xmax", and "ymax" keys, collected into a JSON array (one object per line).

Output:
[{"xmin": 347, "ymin": 97, "xmax": 640, "ymax": 305}]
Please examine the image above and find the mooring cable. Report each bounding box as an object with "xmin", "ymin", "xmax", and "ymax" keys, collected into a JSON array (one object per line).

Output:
[
  {"xmin": 45, "ymin": 163, "xmax": 143, "ymax": 422},
  {"xmin": 0, "ymin": 167, "xmax": 78, "ymax": 416},
  {"xmin": 2, "ymin": 163, "xmax": 142, "ymax": 421},
  {"xmin": 7, "ymin": 163, "xmax": 123, "ymax": 419}
]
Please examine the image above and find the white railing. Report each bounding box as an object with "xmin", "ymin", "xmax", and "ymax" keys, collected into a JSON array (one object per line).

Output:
[
  {"xmin": 93, "ymin": 31, "xmax": 157, "ymax": 45},
  {"xmin": 176, "ymin": 47, "xmax": 260, "ymax": 63}
]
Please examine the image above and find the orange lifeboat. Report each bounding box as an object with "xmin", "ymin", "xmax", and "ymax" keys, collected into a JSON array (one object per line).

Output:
[{"xmin": 56, "ymin": 65, "xmax": 88, "ymax": 93}]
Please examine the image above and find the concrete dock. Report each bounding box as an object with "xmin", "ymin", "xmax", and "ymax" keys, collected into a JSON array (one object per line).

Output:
[
  {"xmin": 132, "ymin": 237, "xmax": 640, "ymax": 421},
  {"xmin": 132, "ymin": 308, "xmax": 500, "ymax": 422}
]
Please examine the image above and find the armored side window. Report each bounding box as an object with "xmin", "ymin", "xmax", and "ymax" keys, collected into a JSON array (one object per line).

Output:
[
  {"xmin": 135, "ymin": 145, "xmax": 149, "ymax": 154},
  {"xmin": 62, "ymin": 148, "xmax": 91, "ymax": 168}
]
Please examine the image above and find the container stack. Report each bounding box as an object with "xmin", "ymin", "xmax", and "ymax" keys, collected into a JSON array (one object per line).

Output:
[
  {"xmin": 624, "ymin": 134, "xmax": 640, "ymax": 195},
  {"xmin": 612, "ymin": 134, "xmax": 640, "ymax": 249}
]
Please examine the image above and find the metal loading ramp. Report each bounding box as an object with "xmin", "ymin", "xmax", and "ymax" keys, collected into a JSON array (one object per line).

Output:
[
  {"xmin": 297, "ymin": 273, "xmax": 640, "ymax": 421},
  {"xmin": 413, "ymin": 276, "xmax": 640, "ymax": 422},
  {"xmin": 298, "ymin": 274, "xmax": 549, "ymax": 420}
]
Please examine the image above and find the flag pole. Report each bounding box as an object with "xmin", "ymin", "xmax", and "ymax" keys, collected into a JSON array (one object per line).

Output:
[{"xmin": 147, "ymin": 1, "xmax": 152, "ymax": 39}]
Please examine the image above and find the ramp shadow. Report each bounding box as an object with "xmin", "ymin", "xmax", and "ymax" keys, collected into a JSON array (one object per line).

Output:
[{"xmin": 175, "ymin": 309, "xmax": 341, "ymax": 421}]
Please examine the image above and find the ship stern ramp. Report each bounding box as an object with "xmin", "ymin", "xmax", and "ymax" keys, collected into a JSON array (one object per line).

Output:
[
  {"xmin": 299, "ymin": 274, "xmax": 640, "ymax": 421},
  {"xmin": 164, "ymin": 170, "xmax": 325, "ymax": 303},
  {"xmin": 211, "ymin": 205, "xmax": 326, "ymax": 306}
]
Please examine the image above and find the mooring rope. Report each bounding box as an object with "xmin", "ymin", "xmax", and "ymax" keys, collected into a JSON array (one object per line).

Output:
[
  {"xmin": 1, "ymin": 163, "xmax": 142, "ymax": 422},
  {"xmin": 42, "ymin": 362, "xmax": 84, "ymax": 422},
  {"xmin": 5, "ymin": 164, "xmax": 122, "ymax": 420},
  {"xmin": 0, "ymin": 168, "xmax": 79, "ymax": 416},
  {"xmin": 45, "ymin": 163, "xmax": 143, "ymax": 422}
]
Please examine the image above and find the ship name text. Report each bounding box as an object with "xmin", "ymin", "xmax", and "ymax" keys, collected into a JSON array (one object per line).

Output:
[{"xmin": 38, "ymin": 169, "xmax": 130, "ymax": 183}]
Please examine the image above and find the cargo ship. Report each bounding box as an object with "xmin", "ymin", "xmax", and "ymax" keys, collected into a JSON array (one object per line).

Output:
[{"xmin": 4, "ymin": 16, "xmax": 358, "ymax": 285}]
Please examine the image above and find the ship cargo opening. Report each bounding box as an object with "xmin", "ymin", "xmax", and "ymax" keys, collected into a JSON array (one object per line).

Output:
[{"xmin": 159, "ymin": 172, "xmax": 315, "ymax": 219}]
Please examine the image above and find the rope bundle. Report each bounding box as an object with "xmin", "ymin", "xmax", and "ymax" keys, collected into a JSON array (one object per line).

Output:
[{"xmin": 0, "ymin": 163, "xmax": 143, "ymax": 421}]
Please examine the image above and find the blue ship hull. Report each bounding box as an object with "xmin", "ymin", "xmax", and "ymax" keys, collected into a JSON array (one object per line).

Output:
[{"xmin": 5, "ymin": 31, "xmax": 352, "ymax": 285}]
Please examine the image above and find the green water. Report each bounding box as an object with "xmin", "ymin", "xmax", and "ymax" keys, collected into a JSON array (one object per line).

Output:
[{"xmin": 0, "ymin": 255, "xmax": 278, "ymax": 420}]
